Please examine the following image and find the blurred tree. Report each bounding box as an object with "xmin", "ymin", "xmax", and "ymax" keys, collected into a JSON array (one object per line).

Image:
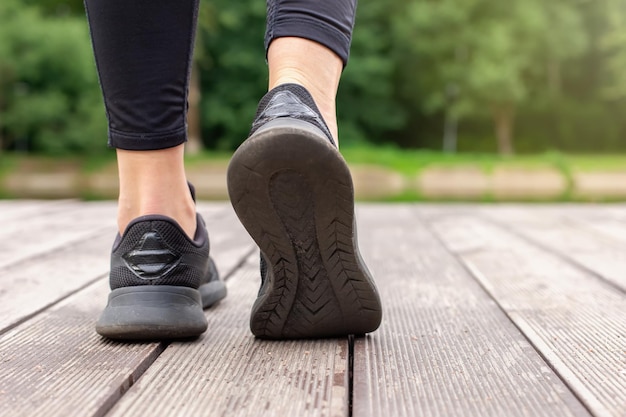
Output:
[
  {"xmin": 24, "ymin": 0, "xmax": 84, "ymax": 16},
  {"xmin": 0, "ymin": 0, "xmax": 107, "ymax": 154},
  {"xmin": 337, "ymin": 1, "xmax": 407, "ymax": 146},
  {"xmin": 2, "ymin": 0, "xmax": 624, "ymax": 154},
  {"xmin": 195, "ymin": 0, "xmax": 407, "ymax": 149},
  {"xmin": 396, "ymin": 0, "xmax": 587, "ymax": 154},
  {"xmin": 602, "ymin": 0, "xmax": 626, "ymax": 99},
  {"xmin": 195, "ymin": 0, "xmax": 267, "ymax": 150}
]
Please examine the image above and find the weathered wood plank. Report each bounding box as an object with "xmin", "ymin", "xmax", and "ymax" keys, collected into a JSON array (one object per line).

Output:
[
  {"xmin": 201, "ymin": 204, "xmax": 256, "ymax": 278},
  {"xmin": 477, "ymin": 206, "xmax": 626, "ymax": 292},
  {"xmin": 0, "ymin": 203, "xmax": 254, "ymax": 417},
  {"xmin": 0, "ymin": 202, "xmax": 231, "ymax": 272},
  {"xmin": 0, "ymin": 279, "xmax": 164, "ymax": 417},
  {"xmin": 0, "ymin": 201, "xmax": 118, "ymax": 333},
  {"xmin": 0, "ymin": 234, "xmax": 111, "ymax": 334},
  {"xmin": 0, "ymin": 200, "xmax": 77, "ymax": 222},
  {"xmin": 0, "ymin": 203, "xmax": 244, "ymax": 335},
  {"xmin": 107, "ymin": 254, "xmax": 349, "ymax": 417},
  {"xmin": 426, "ymin": 211, "xmax": 626, "ymax": 417},
  {"xmin": 4, "ymin": 203, "xmax": 622, "ymax": 417},
  {"xmin": 352, "ymin": 205, "xmax": 590, "ymax": 417},
  {"xmin": 0, "ymin": 201, "xmax": 117, "ymax": 270}
]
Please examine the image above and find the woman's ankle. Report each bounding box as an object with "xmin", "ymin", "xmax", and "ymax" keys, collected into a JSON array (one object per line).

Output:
[
  {"xmin": 268, "ymin": 37, "xmax": 342, "ymax": 143},
  {"xmin": 116, "ymin": 145, "xmax": 197, "ymax": 238},
  {"xmin": 117, "ymin": 191, "xmax": 197, "ymax": 238}
]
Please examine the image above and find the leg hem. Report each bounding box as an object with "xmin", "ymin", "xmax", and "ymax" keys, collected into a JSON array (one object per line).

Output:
[{"xmin": 108, "ymin": 127, "xmax": 187, "ymax": 150}]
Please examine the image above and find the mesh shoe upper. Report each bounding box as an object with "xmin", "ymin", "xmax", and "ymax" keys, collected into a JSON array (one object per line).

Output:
[
  {"xmin": 250, "ymin": 83, "xmax": 335, "ymax": 146},
  {"xmin": 110, "ymin": 213, "xmax": 212, "ymax": 289}
]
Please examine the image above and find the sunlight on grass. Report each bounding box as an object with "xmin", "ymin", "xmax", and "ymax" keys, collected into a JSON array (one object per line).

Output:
[
  {"xmin": 3, "ymin": 147, "xmax": 626, "ymax": 202},
  {"xmin": 339, "ymin": 145, "xmax": 618, "ymax": 175}
]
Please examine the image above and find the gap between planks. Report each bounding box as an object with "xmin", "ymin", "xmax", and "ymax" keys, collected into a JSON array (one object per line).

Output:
[
  {"xmin": 422, "ymin": 207, "xmax": 625, "ymax": 417},
  {"xmin": 477, "ymin": 206, "xmax": 626, "ymax": 293},
  {"xmin": 352, "ymin": 205, "xmax": 591, "ymax": 417},
  {"xmin": 4, "ymin": 203, "xmax": 620, "ymax": 417},
  {"xmin": 105, "ymin": 253, "xmax": 351, "ymax": 417},
  {"xmin": 0, "ymin": 203, "xmax": 245, "ymax": 335},
  {"xmin": 0, "ymin": 202, "xmax": 254, "ymax": 417}
]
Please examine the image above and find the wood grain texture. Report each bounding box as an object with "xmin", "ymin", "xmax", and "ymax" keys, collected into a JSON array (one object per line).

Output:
[
  {"xmin": 556, "ymin": 205, "xmax": 626, "ymax": 245},
  {"xmin": 426, "ymin": 211, "xmax": 626, "ymax": 417},
  {"xmin": 0, "ymin": 202, "xmax": 254, "ymax": 417},
  {"xmin": 0, "ymin": 204, "xmax": 240, "ymax": 335},
  {"xmin": 0, "ymin": 201, "xmax": 116, "ymax": 333},
  {"xmin": 352, "ymin": 205, "xmax": 590, "ymax": 417},
  {"xmin": 3, "ymin": 202, "xmax": 624, "ymax": 417},
  {"xmin": 201, "ymin": 204, "xmax": 256, "ymax": 279},
  {"xmin": 107, "ymin": 255, "xmax": 349, "ymax": 417},
  {"xmin": 0, "ymin": 279, "xmax": 164, "ymax": 417},
  {"xmin": 0, "ymin": 200, "xmax": 76, "ymax": 222},
  {"xmin": 0, "ymin": 233, "xmax": 111, "ymax": 333},
  {"xmin": 477, "ymin": 206, "xmax": 626, "ymax": 292},
  {"xmin": 0, "ymin": 201, "xmax": 118, "ymax": 269}
]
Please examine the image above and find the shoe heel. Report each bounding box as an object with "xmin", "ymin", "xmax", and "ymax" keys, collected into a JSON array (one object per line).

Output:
[
  {"xmin": 96, "ymin": 286, "xmax": 207, "ymax": 340},
  {"xmin": 229, "ymin": 125, "xmax": 382, "ymax": 339}
]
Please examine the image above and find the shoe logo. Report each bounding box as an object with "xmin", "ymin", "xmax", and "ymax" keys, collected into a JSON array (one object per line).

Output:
[
  {"xmin": 252, "ymin": 91, "xmax": 334, "ymax": 143},
  {"xmin": 122, "ymin": 231, "xmax": 181, "ymax": 280},
  {"xmin": 260, "ymin": 91, "xmax": 319, "ymax": 119}
]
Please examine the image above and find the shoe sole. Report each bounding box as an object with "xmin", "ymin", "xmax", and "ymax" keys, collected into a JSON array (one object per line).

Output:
[
  {"xmin": 96, "ymin": 284, "xmax": 223, "ymax": 340},
  {"xmin": 202, "ymin": 257, "xmax": 228, "ymax": 308},
  {"xmin": 200, "ymin": 280, "xmax": 228, "ymax": 308},
  {"xmin": 227, "ymin": 119, "xmax": 383, "ymax": 339}
]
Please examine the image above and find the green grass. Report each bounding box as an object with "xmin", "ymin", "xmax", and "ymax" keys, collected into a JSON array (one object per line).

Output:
[
  {"xmin": 184, "ymin": 150, "xmax": 233, "ymax": 166},
  {"xmin": 7, "ymin": 147, "xmax": 626, "ymax": 176},
  {"xmin": 341, "ymin": 146, "xmax": 490, "ymax": 175},
  {"xmin": 341, "ymin": 146, "xmax": 626, "ymax": 176},
  {"xmin": 0, "ymin": 154, "xmax": 19, "ymax": 177},
  {"xmin": 561, "ymin": 154, "xmax": 626, "ymax": 171},
  {"xmin": 3, "ymin": 147, "xmax": 626, "ymax": 202},
  {"xmin": 81, "ymin": 154, "xmax": 117, "ymax": 173},
  {"xmin": 339, "ymin": 145, "xmax": 585, "ymax": 175}
]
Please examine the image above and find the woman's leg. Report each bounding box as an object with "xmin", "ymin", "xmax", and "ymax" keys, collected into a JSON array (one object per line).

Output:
[
  {"xmin": 265, "ymin": 0, "xmax": 357, "ymax": 144},
  {"xmin": 116, "ymin": 146, "xmax": 195, "ymax": 238},
  {"xmin": 85, "ymin": 0, "xmax": 226, "ymax": 341},
  {"xmin": 267, "ymin": 38, "xmax": 343, "ymax": 142},
  {"xmin": 227, "ymin": 0, "xmax": 382, "ymax": 339},
  {"xmin": 84, "ymin": 0, "xmax": 199, "ymax": 237}
]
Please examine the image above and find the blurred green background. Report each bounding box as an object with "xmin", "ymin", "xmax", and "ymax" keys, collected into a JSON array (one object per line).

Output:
[{"xmin": 2, "ymin": 0, "xmax": 626, "ymax": 201}]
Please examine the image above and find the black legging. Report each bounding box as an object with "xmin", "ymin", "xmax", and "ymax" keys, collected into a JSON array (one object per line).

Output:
[{"xmin": 84, "ymin": 0, "xmax": 356, "ymax": 151}]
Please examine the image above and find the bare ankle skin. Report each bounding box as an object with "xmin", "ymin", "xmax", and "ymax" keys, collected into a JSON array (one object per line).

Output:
[
  {"xmin": 116, "ymin": 144, "xmax": 197, "ymax": 238},
  {"xmin": 268, "ymin": 37, "xmax": 343, "ymax": 144}
]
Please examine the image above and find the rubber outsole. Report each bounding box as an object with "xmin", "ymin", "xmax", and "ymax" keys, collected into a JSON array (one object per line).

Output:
[
  {"xmin": 96, "ymin": 285, "xmax": 209, "ymax": 340},
  {"xmin": 227, "ymin": 119, "xmax": 383, "ymax": 339},
  {"xmin": 200, "ymin": 281, "xmax": 228, "ymax": 308},
  {"xmin": 202, "ymin": 257, "xmax": 227, "ymax": 308}
]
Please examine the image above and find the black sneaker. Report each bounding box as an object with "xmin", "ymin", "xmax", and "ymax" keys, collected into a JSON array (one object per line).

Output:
[
  {"xmin": 96, "ymin": 212, "xmax": 226, "ymax": 340},
  {"xmin": 227, "ymin": 84, "xmax": 382, "ymax": 339}
]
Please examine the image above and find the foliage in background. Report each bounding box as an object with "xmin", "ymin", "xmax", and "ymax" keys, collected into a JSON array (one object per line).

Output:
[
  {"xmin": 0, "ymin": 0, "xmax": 106, "ymax": 154},
  {"xmin": 1, "ymin": 0, "xmax": 626, "ymax": 154},
  {"xmin": 603, "ymin": 0, "xmax": 626, "ymax": 100},
  {"xmin": 397, "ymin": 0, "xmax": 587, "ymax": 154},
  {"xmin": 338, "ymin": 1, "xmax": 407, "ymax": 147},
  {"xmin": 195, "ymin": 0, "xmax": 267, "ymax": 150}
]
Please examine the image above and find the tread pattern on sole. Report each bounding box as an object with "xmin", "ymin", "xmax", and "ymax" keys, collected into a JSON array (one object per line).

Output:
[
  {"xmin": 319, "ymin": 178, "xmax": 383, "ymax": 314},
  {"xmin": 270, "ymin": 170, "xmax": 343, "ymax": 337},
  {"xmin": 233, "ymin": 169, "xmax": 299, "ymax": 337},
  {"xmin": 227, "ymin": 126, "xmax": 382, "ymax": 339}
]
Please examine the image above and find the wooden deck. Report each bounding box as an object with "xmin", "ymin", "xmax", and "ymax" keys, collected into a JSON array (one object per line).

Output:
[{"xmin": 0, "ymin": 201, "xmax": 624, "ymax": 417}]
